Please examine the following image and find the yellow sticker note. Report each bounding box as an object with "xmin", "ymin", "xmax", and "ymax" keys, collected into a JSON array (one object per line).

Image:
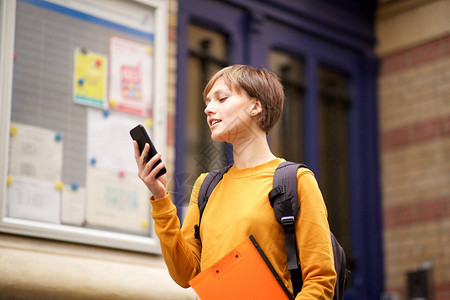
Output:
[{"xmin": 73, "ymin": 49, "xmax": 107, "ymax": 108}]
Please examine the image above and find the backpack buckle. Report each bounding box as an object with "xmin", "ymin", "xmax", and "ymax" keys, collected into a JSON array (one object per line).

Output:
[
  {"xmin": 268, "ymin": 184, "xmax": 286, "ymax": 207},
  {"xmin": 281, "ymin": 216, "xmax": 295, "ymax": 226}
]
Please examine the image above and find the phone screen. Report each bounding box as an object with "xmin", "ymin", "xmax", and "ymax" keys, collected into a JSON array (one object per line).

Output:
[{"xmin": 130, "ymin": 124, "xmax": 167, "ymax": 178}]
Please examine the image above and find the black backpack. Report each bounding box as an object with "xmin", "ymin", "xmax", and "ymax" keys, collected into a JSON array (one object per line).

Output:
[{"xmin": 193, "ymin": 161, "xmax": 349, "ymax": 300}]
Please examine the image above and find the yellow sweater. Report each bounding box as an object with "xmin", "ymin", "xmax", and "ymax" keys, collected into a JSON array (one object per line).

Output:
[{"xmin": 150, "ymin": 158, "xmax": 336, "ymax": 299}]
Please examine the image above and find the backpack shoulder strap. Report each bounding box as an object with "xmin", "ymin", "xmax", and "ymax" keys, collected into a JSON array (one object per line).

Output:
[
  {"xmin": 268, "ymin": 161, "xmax": 307, "ymax": 296},
  {"xmin": 194, "ymin": 164, "xmax": 233, "ymax": 240}
]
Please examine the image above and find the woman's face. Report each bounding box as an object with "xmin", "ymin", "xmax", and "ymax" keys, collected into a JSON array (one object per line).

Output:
[{"xmin": 204, "ymin": 77, "xmax": 258, "ymax": 144}]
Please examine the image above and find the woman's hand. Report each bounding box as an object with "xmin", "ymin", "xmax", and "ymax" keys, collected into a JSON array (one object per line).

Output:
[{"xmin": 133, "ymin": 140, "xmax": 167, "ymax": 199}]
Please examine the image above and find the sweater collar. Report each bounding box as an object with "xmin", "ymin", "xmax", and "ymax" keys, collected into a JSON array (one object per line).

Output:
[{"xmin": 226, "ymin": 158, "xmax": 284, "ymax": 178}]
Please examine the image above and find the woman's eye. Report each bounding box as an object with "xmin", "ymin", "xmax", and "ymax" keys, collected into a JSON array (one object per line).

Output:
[{"xmin": 219, "ymin": 97, "xmax": 227, "ymax": 102}]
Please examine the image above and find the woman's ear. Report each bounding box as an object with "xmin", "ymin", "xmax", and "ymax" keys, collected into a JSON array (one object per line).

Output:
[{"xmin": 251, "ymin": 99, "xmax": 262, "ymax": 116}]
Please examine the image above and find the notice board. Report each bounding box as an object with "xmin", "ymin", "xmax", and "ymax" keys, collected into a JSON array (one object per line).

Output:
[{"xmin": 0, "ymin": 0, "xmax": 168, "ymax": 253}]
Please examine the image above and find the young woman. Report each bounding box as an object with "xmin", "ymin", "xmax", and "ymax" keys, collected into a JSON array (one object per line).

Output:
[{"xmin": 133, "ymin": 65, "xmax": 336, "ymax": 299}]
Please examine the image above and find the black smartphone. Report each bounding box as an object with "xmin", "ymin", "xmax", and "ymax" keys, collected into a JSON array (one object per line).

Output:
[{"xmin": 130, "ymin": 124, "xmax": 167, "ymax": 178}]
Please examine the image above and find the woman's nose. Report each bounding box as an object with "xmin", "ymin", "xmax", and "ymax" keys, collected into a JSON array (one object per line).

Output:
[{"xmin": 204, "ymin": 101, "xmax": 215, "ymax": 115}]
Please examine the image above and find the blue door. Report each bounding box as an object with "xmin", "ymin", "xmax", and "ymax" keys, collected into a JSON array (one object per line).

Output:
[
  {"xmin": 177, "ymin": 1, "xmax": 382, "ymax": 299},
  {"xmin": 247, "ymin": 13, "xmax": 382, "ymax": 298}
]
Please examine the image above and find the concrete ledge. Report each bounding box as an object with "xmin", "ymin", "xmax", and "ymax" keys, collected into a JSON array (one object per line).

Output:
[{"xmin": 0, "ymin": 234, "xmax": 196, "ymax": 300}]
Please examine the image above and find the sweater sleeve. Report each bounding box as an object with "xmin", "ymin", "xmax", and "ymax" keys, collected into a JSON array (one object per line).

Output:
[
  {"xmin": 150, "ymin": 174, "xmax": 206, "ymax": 288},
  {"xmin": 294, "ymin": 170, "xmax": 336, "ymax": 299}
]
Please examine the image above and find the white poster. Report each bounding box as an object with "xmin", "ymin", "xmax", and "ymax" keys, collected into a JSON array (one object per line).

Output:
[
  {"xmin": 8, "ymin": 177, "xmax": 61, "ymax": 224},
  {"xmin": 87, "ymin": 108, "xmax": 144, "ymax": 174},
  {"xmin": 85, "ymin": 167, "xmax": 151, "ymax": 234},
  {"xmin": 9, "ymin": 123, "xmax": 63, "ymax": 182},
  {"xmin": 61, "ymin": 185, "xmax": 87, "ymax": 226},
  {"xmin": 109, "ymin": 36, "xmax": 153, "ymax": 117}
]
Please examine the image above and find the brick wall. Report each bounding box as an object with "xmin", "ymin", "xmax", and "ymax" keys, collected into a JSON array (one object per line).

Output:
[{"xmin": 379, "ymin": 34, "xmax": 450, "ymax": 299}]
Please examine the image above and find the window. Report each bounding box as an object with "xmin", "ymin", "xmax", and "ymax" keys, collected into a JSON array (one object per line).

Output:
[
  {"xmin": 181, "ymin": 24, "xmax": 229, "ymax": 209},
  {"xmin": 318, "ymin": 66, "xmax": 351, "ymax": 254},
  {"xmin": 268, "ymin": 50, "xmax": 305, "ymax": 162},
  {"xmin": 0, "ymin": 0, "xmax": 168, "ymax": 253}
]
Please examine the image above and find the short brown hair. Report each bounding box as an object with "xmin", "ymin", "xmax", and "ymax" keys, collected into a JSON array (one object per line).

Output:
[{"xmin": 203, "ymin": 65, "xmax": 284, "ymax": 133}]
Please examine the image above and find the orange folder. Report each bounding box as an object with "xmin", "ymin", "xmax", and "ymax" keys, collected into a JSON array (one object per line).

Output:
[{"xmin": 189, "ymin": 235, "xmax": 293, "ymax": 300}]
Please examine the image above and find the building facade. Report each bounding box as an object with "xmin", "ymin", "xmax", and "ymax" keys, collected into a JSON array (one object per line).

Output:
[{"xmin": 1, "ymin": 0, "xmax": 448, "ymax": 299}]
